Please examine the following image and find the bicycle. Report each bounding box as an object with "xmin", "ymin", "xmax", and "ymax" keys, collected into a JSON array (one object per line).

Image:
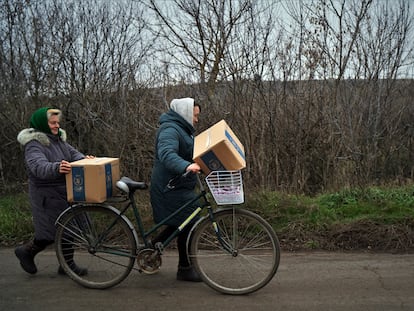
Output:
[{"xmin": 55, "ymin": 170, "xmax": 280, "ymax": 295}]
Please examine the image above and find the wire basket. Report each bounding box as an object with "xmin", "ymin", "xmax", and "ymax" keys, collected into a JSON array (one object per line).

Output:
[{"xmin": 205, "ymin": 170, "xmax": 244, "ymax": 205}]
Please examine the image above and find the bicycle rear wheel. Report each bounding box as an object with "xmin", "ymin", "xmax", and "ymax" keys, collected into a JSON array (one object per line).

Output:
[
  {"xmin": 55, "ymin": 204, "xmax": 136, "ymax": 289},
  {"xmin": 189, "ymin": 208, "xmax": 280, "ymax": 295}
]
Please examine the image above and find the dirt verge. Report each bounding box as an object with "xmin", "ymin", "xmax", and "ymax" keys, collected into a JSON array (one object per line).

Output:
[{"xmin": 279, "ymin": 219, "xmax": 414, "ymax": 253}]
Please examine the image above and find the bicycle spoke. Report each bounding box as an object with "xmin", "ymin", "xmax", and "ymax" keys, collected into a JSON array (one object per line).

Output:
[
  {"xmin": 55, "ymin": 205, "xmax": 136, "ymax": 289},
  {"xmin": 190, "ymin": 208, "xmax": 280, "ymax": 295}
]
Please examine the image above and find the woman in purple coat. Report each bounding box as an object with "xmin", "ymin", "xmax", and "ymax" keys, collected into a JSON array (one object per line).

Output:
[{"xmin": 15, "ymin": 107, "xmax": 93, "ymax": 275}]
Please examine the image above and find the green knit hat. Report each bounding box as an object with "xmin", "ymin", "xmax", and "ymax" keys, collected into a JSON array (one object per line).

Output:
[{"xmin": 29, "ymin": 107, "xmax": 55, "ymax": 135}]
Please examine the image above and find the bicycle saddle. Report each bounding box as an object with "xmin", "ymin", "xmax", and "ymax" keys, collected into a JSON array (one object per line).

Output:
[{"xmin": 116, "ymin": 176, "xmax": 148, "ymax": 193}]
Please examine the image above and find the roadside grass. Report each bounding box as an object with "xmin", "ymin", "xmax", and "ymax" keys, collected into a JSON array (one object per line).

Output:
[
  {"xmin": 245, "ymin": 185, "xmax": 414, "ymax": 230},
  {"xmin": 0, "ymin": 192, "xmax": 34, "ymax": 246},
  {"xmin": 1, "ymin": 184, "xmax": 413, "ymax": 250},
  {"xmin": 244, "ymin": 184, "xmax": 414, "ymax": 251}
]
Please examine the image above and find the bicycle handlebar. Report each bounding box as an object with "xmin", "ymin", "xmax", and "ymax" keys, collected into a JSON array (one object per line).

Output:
[{"xmin": 166, "ymin": 170, "xmax": 194, "ymax": 190}]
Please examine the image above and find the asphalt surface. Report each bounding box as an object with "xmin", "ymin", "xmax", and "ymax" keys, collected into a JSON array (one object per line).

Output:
[{"xmin": 1, "ymin": 248, "xmax": 413, "ymax": 311}]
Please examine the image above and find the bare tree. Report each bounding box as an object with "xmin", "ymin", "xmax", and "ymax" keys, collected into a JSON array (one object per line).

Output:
[
  {"xmin": 280, "ymin": 0, "xmax": 413, "ymax": 190},
  {"xmin": 142, "ymin": 0, "xmax": 255, "ymax": 95},
  {"xmin": 1, "ymin": 0, "xmax": 413, "ymax": 194},
  {"xmin": 0, "ymin": 0, "xmax": 52, "ymax": 190}
]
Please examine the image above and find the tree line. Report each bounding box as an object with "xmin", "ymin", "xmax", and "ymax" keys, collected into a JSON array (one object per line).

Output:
[{"xmin": 1, "ymin": 0, "xmax": 413, "ymax": 195}]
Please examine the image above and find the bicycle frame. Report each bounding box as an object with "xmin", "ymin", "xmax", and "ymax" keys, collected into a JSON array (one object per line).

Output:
[
  {"xmin": 134, "ymin": 175, "xmax": 232, "ymax": 249},
  {"xmin": 127, "ymin": 184, "xmax": 210, "ymax": 250},
  {"xmin": 61, "ymin": 173, "xmax": 235, "ymax": 259},
  {"xmin": 55, "ymin": 170, "xmax": 280, "ymax": 294}
]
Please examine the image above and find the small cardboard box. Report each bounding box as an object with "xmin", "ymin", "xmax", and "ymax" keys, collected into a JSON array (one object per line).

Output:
[
  {"xmin": 66, "ymin": 157, "xmax": 120, "ymax": 203},
  {"xmin": 193, "ymin": 120, "xmax": 246, "ymax": 174}
]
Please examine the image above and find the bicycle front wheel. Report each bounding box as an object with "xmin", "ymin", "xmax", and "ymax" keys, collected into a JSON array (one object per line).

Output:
[
  {"xmin": 55, "ymin": 204, "xmax": 136, "ymax": 289},
  {"xmin": 189, "ymin": 208, "xmax": 280, "ymax": 295}
]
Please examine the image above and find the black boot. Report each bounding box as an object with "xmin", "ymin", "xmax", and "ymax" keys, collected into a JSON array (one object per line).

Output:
[
  {"xmin": 177, "ymin": 266, "xmax": 202, "ymax": 282},
  {"xmin": 59, "ymin": 243, "xmax": 88, "ymax": 276},
  {"xmin": 14, "ymin": 241, "xmax": 44, "ymax": 274}
]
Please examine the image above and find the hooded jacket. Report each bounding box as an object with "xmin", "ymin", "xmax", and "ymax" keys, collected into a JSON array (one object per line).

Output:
[{"xmin": 150, "ymin": 98, "xmax": 199, "ymax": 226}]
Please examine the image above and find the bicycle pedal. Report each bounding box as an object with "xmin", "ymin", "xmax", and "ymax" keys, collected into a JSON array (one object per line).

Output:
[{"xmin": 154, "ymin": 242, "xmax": 164, "ymax": 253}]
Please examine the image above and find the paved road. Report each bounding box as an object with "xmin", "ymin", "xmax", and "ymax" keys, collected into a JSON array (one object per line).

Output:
[{"xmin": 1, "ymin": 248, "xmax": 413, "ymax": 311}]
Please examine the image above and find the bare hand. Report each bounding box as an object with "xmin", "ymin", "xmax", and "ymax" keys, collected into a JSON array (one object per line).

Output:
[
  {"xmin": 186, "ymin": 163, "xmax": 201, "ymax": 173},
  {"xmin": 59, "ymin": 160, "xmax": 72, "ymax": 174}
]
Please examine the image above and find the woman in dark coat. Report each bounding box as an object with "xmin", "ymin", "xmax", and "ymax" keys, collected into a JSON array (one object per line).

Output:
[
  {"xmin": 150, "ymin": 97, "xmax": 201, "ymax": 282},
  {"xmin": 15, "ymin": 107, "xmax": 93, "ymax": 275}
]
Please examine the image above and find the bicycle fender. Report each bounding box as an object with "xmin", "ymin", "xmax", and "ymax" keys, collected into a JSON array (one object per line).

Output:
[
  {"xmin": 55, "ymin": 204, "xmax": 140, "ymax": 248},
  {"xmin": 186, "ymin": 207, "xmax": 230, "ymax": 248},
  {"xmin": 187, "ymin": 214, "xmax": 207, "ymax": 250},
  {"xmin": 186, "ymin": 206, "xmax": 248, "ymax": 241},
  {"xmin": 55, "ymin": 203, "xmax": 84, "ymax": 225}
]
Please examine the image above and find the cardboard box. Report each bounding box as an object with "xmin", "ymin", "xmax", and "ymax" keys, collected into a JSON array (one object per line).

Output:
[
  {"xmin": 66, "ymin": 157, "xmax": 120, "ymax": 203},
  {"xmin": 193, "ymin": 120, "xmax": 246, "ymax": 174}
]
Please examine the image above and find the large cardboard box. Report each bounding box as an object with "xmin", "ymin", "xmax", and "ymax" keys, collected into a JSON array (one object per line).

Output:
[
  {"xmin": 66, "ymin": 157, "xmax": 120, "ymax": 203},
  {"xmin": 193, "ymin": 120, "xmax": 246, "ymax": 174}
]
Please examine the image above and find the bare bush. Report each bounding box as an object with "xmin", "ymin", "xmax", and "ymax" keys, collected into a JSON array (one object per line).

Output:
[{"xmin": 0, "ymin": 0, "xmax": 413, "ymax": 194}]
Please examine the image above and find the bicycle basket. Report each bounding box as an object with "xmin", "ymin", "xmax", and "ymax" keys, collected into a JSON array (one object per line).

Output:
[{"xmin": 205, "ymin": 170, "xmax": 244, "ymax": 205}]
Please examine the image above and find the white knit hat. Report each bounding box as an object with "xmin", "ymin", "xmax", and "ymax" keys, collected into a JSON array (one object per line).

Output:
[{"xmin": 170, "ymin": 97, "xmax": 194, "ymax": 126}]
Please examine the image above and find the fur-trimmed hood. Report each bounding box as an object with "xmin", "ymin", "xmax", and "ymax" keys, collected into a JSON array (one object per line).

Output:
[{"xmin": 17, "ymin": 128, "xmax": 67, "ymax": 146}]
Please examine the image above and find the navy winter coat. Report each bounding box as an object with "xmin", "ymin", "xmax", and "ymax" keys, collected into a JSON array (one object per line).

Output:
[
  {"xmin": 17, "ymin": 128, "xmax": 85, "ymax": 241},
  {"xmin": 150, "ymin": 110, "xmax": 199, "ymax": 226}
]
